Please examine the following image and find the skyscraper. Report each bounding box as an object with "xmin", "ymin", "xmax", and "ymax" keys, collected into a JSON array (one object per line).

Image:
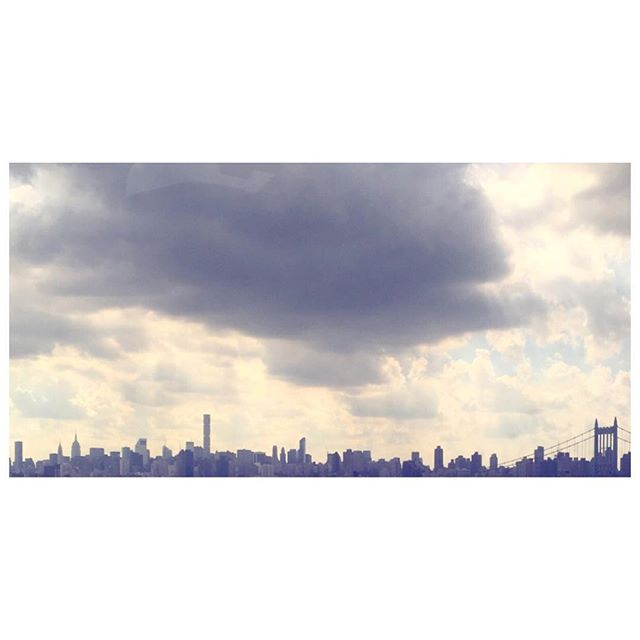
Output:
[
  {"xmin": 470, "ymin": 451, "xmax": 482, "ymax": 475},
  {"xmin": 71, "ymin": 433, "xmax": 81, "ymax": 458},
  {"xmin": 434, "ymin": 445, "xmax": 444, "ymax": 472},
  {"xmin": 14, "ymin": 441, "xmax": 23, "ymax": 473},
  {"xmin": 203, "ymin": 414, "xmax": 211, "ymax": 454},
  {"xmin": 298, "ymin": 437, "xmax": 306, "ymax": 463},
  {"xmin": 534, "ymin": 446, "xmax": 544, "ymax": 475},
  {"xmin": 57, "ymin": 442, "xmax": 64, "ymax": 465},
  {"xmin": 272, "ymin": 445, "xmax": 279, "ymax": 464},
  {"xmin": 135, "ymin": 438, "xmax": 150, "ymax": 470}
]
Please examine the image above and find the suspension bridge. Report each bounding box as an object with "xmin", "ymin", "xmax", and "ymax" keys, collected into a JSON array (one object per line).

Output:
[{"xmin": 497, "ymin": 417, "xmax": 631, "ymax": 476}]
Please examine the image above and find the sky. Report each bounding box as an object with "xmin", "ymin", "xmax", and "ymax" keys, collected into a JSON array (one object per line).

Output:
[{"xmin": 9, "ymin": 163, "xmax": 630, "ymax": 464}]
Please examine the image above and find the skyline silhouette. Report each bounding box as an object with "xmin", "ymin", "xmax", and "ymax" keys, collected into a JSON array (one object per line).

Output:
[{"xmin": 10, "ymin": 414, "xmax": 631, "ymax": 477}]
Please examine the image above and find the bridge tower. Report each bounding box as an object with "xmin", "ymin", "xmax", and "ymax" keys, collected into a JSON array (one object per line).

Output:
[{"xmin": 593, "ymin": 417, "xmax": 618, "ymax": 475}]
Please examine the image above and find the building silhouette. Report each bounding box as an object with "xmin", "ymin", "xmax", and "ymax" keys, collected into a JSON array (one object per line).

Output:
[
  {"xmin": 8, "ymin": 416, "xmax": 631, "ymax": 478},
  {"xmin": 71, "ymin": 433, "xmax": 81, "ymax": 459},
  {"xmin": 434, "ymin": 445, "xmax": 444, "ymax": 472},
  {"xmin": 298, "ymin": 437, "xmax": 306, "ymax": 464},
  {"xmin": 203, "ymin": 414, "xmax": 211, "ymax": 454},
  {"xmin": 14, "ymin": 441, "xmax": 23, "ymax": 474}
]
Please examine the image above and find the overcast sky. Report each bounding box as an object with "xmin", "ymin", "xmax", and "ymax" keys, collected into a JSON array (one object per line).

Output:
[{"xmin": 9, "ymin": 163, "xmax": 630, "ymax": 463}]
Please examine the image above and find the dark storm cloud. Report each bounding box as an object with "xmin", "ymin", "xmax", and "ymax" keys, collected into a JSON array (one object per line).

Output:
[{"xmin": 10, "ymin": 164, "xmax": 545, "ymax": 371}]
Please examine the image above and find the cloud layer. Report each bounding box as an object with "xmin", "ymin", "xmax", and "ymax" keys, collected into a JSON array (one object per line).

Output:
[{"xmin": 11, "ymin": 164, "xmax": 544, "ymax": 366}]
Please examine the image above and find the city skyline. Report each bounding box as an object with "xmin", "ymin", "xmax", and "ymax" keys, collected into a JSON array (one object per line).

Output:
[
  {"xmin": 9, "ymin": 164, "xmax": 630, "ymax": 463},
  {"xmin": 9, "ymin": 413, "xmax": 631, "ymax": 477}
]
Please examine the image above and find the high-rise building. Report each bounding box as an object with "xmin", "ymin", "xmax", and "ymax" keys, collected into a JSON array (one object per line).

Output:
[
  {"xmin": 121, "ymin": 447, "xmax": 132, "ymax": 476},
  {"xmin": 327, "ymin": 452, "xmax": 341, "ymax": 475},
  {"xmin": 470, "ymin": 451, "xmax": 482, "ymax": 475},
  {"xmin": 71, "ymin": 433, "xmax": 81, "ymax": 458},
  {"xmin": 14, "ymin": 441, "xmax": 23, "ymax": 473},
  {"xmin": 135, "ymin": 438, "xmax": 150, "ymax": 469},
  {"xmin": 534, "ymin": 446, "xmax": 544, "ymax": 475},
  {"xmin": 298, "ymin": 437, "xmax": 306, "ymax": 463},
  {"xmin": 280, "ymin": 447, "xmax": 286, "ymax": 465},
  {"xmin": 162, "ymin": 445, "xmax": 173, "ymax": 459},
  {"xmin": 489, "ymin": 453, "xmax": 498, "ymax": 471},
  {"xmin": 434, "ymin": 445, "xmax": 444, "ymax": 472},
  {"xmin": 57, "ymin": 442, "xmax": 64, "ymax": 465},
  {"xmin": 272, "ymin": 445, "xmax": 279, "ymax": 464},
  {"xmin": 203, "ymin": 414, "xmax": 211, "ymax": 454},
  {"xmin": 287, "ymin": 449, "xmax": 297, "ymax": 464}
]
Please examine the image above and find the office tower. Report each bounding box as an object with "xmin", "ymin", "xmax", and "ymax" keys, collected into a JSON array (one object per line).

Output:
[
  {"xmin": 162, "ymin": 445, "xmax": 173, "ymax": 459},
  {"xmin": 280, "ymin": 447, "xmax": 286, "ymax": 465},
  {"xmin": 121, "ymin": 447, "xmax": 132, "ymax": 476},
  {"xmin": 57, "ymin": 442, "xmax": 63, "ymax": 465},
  {"xmin": 203, "ymin": 414, "xmax": 211, "ymax": 454},
  {"xmin": 108, "ymin": 451, "xmax": 121, "ymax": 476},
  {"xmin": 14, "ymin": 441, "xmax": 24, "ymax": 473},
  {"xmin": 71, "ymin": 433, "xmax": 81, "ymax": 458},
  {"xmin": 411, "ymin": 451, "xmax": 422, "ymax": 465},
  {"xmin": 434, "ymin": 445, "xmax": 444, "ymax": 472},
  {"xmin": 470, "ymin": 451, "xmax": 482, "ymax": 475},
  {"xmin": 272, "ymin": 445, "xmax": 279, "ymax": 464},
  {"xmin": 135, "ymin": 438, "xmax": 150, "ymax": 469},
  {"xmin": 299, "ymin": 437, "xmax": 306, "ymax": 463},
  {"xmin": 327, "ymin": 452, "xmax": 341, "ymax": 476},
  {"xmin": 178, "ymin": 449, "xmax": 194, "ymax": 477},
  {"xmin": 287, "ymin": 449, "xmax": 297, "ymax": 464},
  {"xmin": 533, "ymin": 446, "xmax": 544, "ymax": 475},
  {"xmin": 489, "ymin": 453, "xmax": 498, "ymax": 471}
]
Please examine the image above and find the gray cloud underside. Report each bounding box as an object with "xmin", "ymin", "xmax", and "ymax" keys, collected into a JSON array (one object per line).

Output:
[
  {"xmin": 11, "ymin": 164, "xmax": 546, "ymax": 378},
  {"xmin": 572, "ymin": 164, "xmax": 630, "ymax": 235}
]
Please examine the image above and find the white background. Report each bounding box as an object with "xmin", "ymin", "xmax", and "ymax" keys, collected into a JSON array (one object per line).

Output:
[{"xmin": 2, "ymin": 1, "xmax": 638, "ymax": 638}]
